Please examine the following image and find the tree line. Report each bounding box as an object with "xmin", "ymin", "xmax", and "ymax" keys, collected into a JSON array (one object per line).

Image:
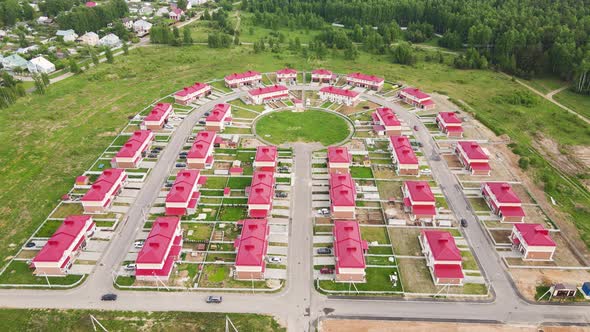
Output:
[
  {"xmin": 56, "ymin": 0, "xmax": 128, "ymax": 34},
  {"xmin": 242, "ymin": 0, "xmax": 590, "ymax": 95}
]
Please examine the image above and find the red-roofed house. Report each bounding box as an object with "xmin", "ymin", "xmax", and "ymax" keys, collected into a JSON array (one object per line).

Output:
[
  {"xmin": 248, "ymin": 85, "xmax": 289, "ymax": 105},
  {"xmin": 75, "ymin": 176, "xmax": 89, "ymax": 187},
  {"xmin": 141, "ymin": 103, "xmax": 173, "ymax": 131},
  {"xmin": 311, "ymin": 69, "xmax": 335, "ymax": 83},
  {"xmin": 234, "ymin": 219, "xmax": 269, "ymax": 280},
  {"xmin": 327, "ymin": 146, "xmax": 351, "ymax": 174},
  {"xmin": 187, "ymin": 131, "xmax": 216, "ymax": 169},
  {"xmin": 329, "ymin": 173, "xmax": 356, "ymax": 219},
  {"xmin": 319, "ymin": 86, "xmax": 360, "ymax": 106},
  {"xmin": 225, "ymin": 70, "xmax": 262, "ymax": 88},
  {"xmin": 174, "ymin": 83, "xmax": 211, "ymax": 105},
  {"xmin": 389, "ymin": 136, "xmax": 419, "ymax": 176},
  {"xmin": 481, "ymin": 182, "xmax": 525, "ymax": 222},
  {"xmin": 420, "ymin": 230, "xmax": 464, "ymax": 285},
  {"xmin": 398, "ymin": 87, "xmax": 435, "ymax": 110},
  {"xmin": 403, "ymin": 181, "xmax": 436, "ymax": 221},
  {"xmin": 333, "ymin": 220, "xmax": 367, "ymax": 282},
  {"xmin": 510, "ymin": 224, "xmax": 556, "ymax": 261},
  {"xmin": 455, "ymin": 141, "xmax": 491, "ymax": 176},
  {"xmin": 247, "ymin": 171, "xmax": 275, "ymax": 218},
  {"xmin": 372, "ymin": 107, "xmax": 401, "ymax": 136},
  {"xmin": 81, "ymin": 169, "xmax": 127, "ymax": 213},
  {"xmin": 436, "ymin": 112, "xmax": 463, "ymax": 137},
  {"xmin": 31, "ymin": 215, "xmax": 95, "ymax": 276},
  {"xmin": 135, "ymin": 216, "xmax": 183, "ymax": 281},
  {"xmin": 165, "ymin": 170, "xmax": 202, "ymax": 216},
  {"xmin": 205, "ymin": 103, "xmax": 232, "ymax": 132},
  {"xmin": 346, "ymin": 72, "xmax": 384, "ymax": 91},
  {"xmin": 276, "ymin": 68, "xmax": 297, "ymax": 84},
  {"xmin": 169, "ymin": 7, "xmax": 184, "ymax": 21},
  {"xmin": 112, "ymin": 130, "xmax": 154, "ymax": 168},
  {"xmin": 253, "ymin": 146, "xmax": 278, "ymax": 171}
]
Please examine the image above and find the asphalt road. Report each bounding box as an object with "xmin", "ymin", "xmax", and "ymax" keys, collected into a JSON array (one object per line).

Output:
[{"xmin": 0, "ymin": 86, "xmax": 589, "ymax": 332}]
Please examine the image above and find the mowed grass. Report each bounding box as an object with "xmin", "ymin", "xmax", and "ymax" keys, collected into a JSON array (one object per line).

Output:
[
  {"xmin": 255, "ymin": 110, "xmax": 350, "ymax": 145},
  {"xmin": 553, "ymin": 88, "xmax": 590, "ymax": 119},
  {"xmin": 0, "ymin": 308, "xmax": 285, "ymax": 331}
]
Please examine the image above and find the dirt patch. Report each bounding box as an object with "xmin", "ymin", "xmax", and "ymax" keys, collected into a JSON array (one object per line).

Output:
[
  {"xmin": 320, "ymin": 319, "xmax": 590, "ymax": 332},
  {"xmin": 356, "ymin": 208, "xmax": 384, "ymax": 224},
  {"xmin": 239, "ymin": 137, "xmax": 264, "ymax": 148},
  {"xmin": 509, "ymin": 268, "xmax": 590, "ymax": 301},
  {"xmin": 533, "ymin": 134, "xmax": 588, "ymax": 176}
]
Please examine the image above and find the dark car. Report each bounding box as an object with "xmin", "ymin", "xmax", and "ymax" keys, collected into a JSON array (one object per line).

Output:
[
  {"xmin": 179, "ymin": 155, "xmax": 187, "ymax": 160},
  {"xmin": 25, "ymin": 242, "xmax": 36, "ymax": 248},
  {"xmin": 204, "ymin": 112, "xmax": 211, "ymax": 116},
  {"xmin": 198, "ymin": 120, "xmax": 206, "ymax": 125},
  {"xmin": 317, "ymin": 248, "xmax": 332, "ymax": 255},
  {"xmin": 413, "ymin": 125, "xmax": 418, "ymax": 131},
  {"xmin": 176, "ymin": 163, "xmax": 186, "ymax": 167},
  {"xmin": 206, "ymin": 295, "xmax": 222, "ymax": 303},
  {"xmin": 179, "ymin": 151, "xmax": 188, "ymax": 156},
  {"xmin": 460, "ymin": 218, "xmax": 468, "ymax": 227},
  {"xmin": 101, "ymin": 293, "xmax": 117, "ymax": 301}
]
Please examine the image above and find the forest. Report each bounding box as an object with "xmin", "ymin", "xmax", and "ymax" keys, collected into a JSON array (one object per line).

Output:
[{"xmin": 241, "ymin": 0, "xmax": 590, "ymax": 95}]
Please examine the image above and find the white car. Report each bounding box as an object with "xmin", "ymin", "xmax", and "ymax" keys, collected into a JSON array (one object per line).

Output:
[
  {"xmin": 124, "ymin": 263, "xmax": 136, "ymax": 271},
  {"xmin": 267, "ymin": 256, "xmax": 281, "ymax": 264},
  {"xmin": 133, "ymin": 241, "xmax": 144, "ymax": 249}
]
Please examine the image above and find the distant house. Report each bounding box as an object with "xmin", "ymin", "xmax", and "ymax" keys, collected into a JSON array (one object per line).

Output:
[
  {"xmin": 27, "ymin": 56, "xmax": 56, "ymax": 74},
  {"xmin": 372, "ymin": 107, "xmax": 401, "ymax": 136},
  {"xmin": 455, "ymin": 141, "xmax": 491, "ymax": 176},
  {"xmin": 56, "ymin": 29, "xmax": 79, "ymax": 42},
  {"xmin": 398, "ymin": 87, "xmax": 435, "ymax": 110},
  {"xmin": 141, "ymin": 103, "xmax": 173, "ymax": 131},
  {"xmin": 346, "ymin": 72, "xmax": 384, "ymax": 91},
  {"xmin": 247, "ymin": 171, "xmax": 275, "ymax": 219},
  {"xmin": 169, "ymin": 7, "xmax": 184, "ymax": 21},
  {"xmin": 311, "ymin": 69, "xmax": 335, "ymax": 83},
  {"xmin": 187, "ymin": 131, "xmax": 216, "ymax": 169},
  {"xmin": 122, "ymin": 18, "xmax": 134, "ymax": 30},
  {"xmin": 111, "ymin": 130, "xmax": 154, "ymax": 168},
  {"xmin": 79, "ymin": 32, "xmax": 99, "ymax": 46},
  {"xmin": 139, "ymin": 6, "xmax": 153, "ymax": 16},
  {"xmin": 327, "ymin": 146, "xmax": 351, "ymax": 174},
  {"xmin": 205, "ymin": 103, "xmax": 232, "ymax": 132},
  {"xmin": 420, "ymin": 230, "xmax": 464, "ymax": 285},
  {"xmin": 333, "ymin": 220, "xmax": 367, "ymax": 282},
  {"xmin": 234, "ymin": 219, "xmax": 269, "ymax": 280},
  {"xmin": 1, "ymin": 54, "xmax": 29, "ymax": 71},
  {"xmin": 436, "ymin": 112, "xmax": 463, "ymax": 137},
  {"xmin": 165, "ymin": 170, "xmax": 204, "ymax": 216},
  {"xmin": 403, "ymin": 181, "xmax": 436, "ymax": 222},
  {"xmin": 247, "ymin": 85, "xmax": 289, "ymax": 105},
  {"xmin": 174, "ymin": 82, "xmax": 211, "ymax": 105},
  {"xmin": 276, "ymin": 68, "xmax": 297, "ymax": 84},
  {"xmin": 389, "ymin": 136, "xmax": 419, "ymax": 176},
  {"xmin": 16, "ymin": 45, "xmax": 39, "ymax": 54},
  {"xmin": 156, "ymin": 7, "xmax": 169, "ymax": 17},
  {"xmin": 253, "ymin": 146, "xmax": 278, "ymax": 172},
  {"xmin": 510, "ymin": 223, "xmax": 556, "ymax": 261},
  {"xmin": 134, "ymin": 20, "xmax": 153, "ymax": 37},
  {"xmin": 481, "ymin": 182, "xmax": 525, "ymax": 223},
  {"xmin": 135, "ymin": 216, "xmax": 183, "ymax": 281},
  {"xmin": 224, "ymin": 70, "xmax": 262, "ymax": 88},
  {"xmin": 329, "ymin": 173, "xmax": 356, "ymax": 219},
  {"xmin": 98, "ymin": 33, "xmax": 122, "ymax": 48},
  {"xmin": 37, "ymin": 16, "xmax": 53, "ymax": 25},
  {"xmin": 318, "ymin": 86, "xmax": 360, "ymax": 106}
]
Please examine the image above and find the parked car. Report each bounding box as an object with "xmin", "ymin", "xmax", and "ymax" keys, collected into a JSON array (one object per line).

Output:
[
  {"xmin": 148, "ymin": 154, "xmax": 158, "ymax": 158},
  {"xmin": 320, "ymin": 267, "xmax": 334, "ymax": 274},
  {"xmin": 267, "ymin": 256, "xmax": 281, "ymax": 264},
  {"xmin": 413, "ymin": 125, "xmax": 418, "ymax": 131},
  {"xmin": 179, "ymin": 155, "xmax": 187, "ymax": 160},
  {"xmin": 154, "ymin": 147, "xmax": 163, "ymax": 151},
  {"xmin": 176, "ymin": 163, "xmax": 186, "ymax": 168},
  {"xmin": 204, "ymin": 112, "xmax": 210, "ymax": 116},
  {"xmin": 179, "ymin": 151, "xmax": 188, "ymax": 156},
  {"xmin": 317, "ymin": 208, "xmax": 330, "ymax": 216},
  {"xmin": 101, "ymin": 293, "xmax": 117, "ymax": 301},
  {"xmin": 165, "ymin": 182, "xmax": 173, "ymax": 188},
  {"xmin": 461, "ymin": 218, "xmax": 468, "ymax": 227},
  {"xmin": 206, "ymin": 295, "xmax": 222, "ymax": 303},
  {"xmin": 417, "ymin": 142, "xmax": 423, "ymax": 147},
  {"xmin": 133, "ymin": 241, "xmax": 144, "ymax": 249},
  {"xmin": 198, "ymin": 120, "xmax": 206, "ymax": 125},
  {"xmin": 317, "ymin": 248, "xmax": 332, "ymax": 255},
  {"xmin": 164, "ymin": 124, "xmax": 173, "ymax": 129},
  {"xmin": 124, "ymin": 264, "xmax": 136, "ymax": 271},
  {"xmin": 25, "ymin": 242, "xmax": 36, "ymax": 248},
  {"xmin": 275, "ymin": 192, "xmax": 288, "ymax": 198}
]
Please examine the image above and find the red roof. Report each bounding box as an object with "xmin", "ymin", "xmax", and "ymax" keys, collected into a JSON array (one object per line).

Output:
[
  {"xmin": 422, "ymin": 230, "xmax": 462, "ymax": 261},
  {"xmin": 312, "ymin": 69, "xmax": 332, "ymax": 76},
  {"xmin": 470, "ymin": 162, "xmax": 492, "ymax": 171},
  {"xmin": 390, "ymin": 136, "xmax": 418, "ymax": 165},
  {"xmin": 438, "ymin": 112, "xmax": 461, "ymax": 124},
  {"xmin": 235, "ymin": 219, "xmax": 268, "ymax": 267},
  {"xmin": 401, "ymin": 87, "xmax": 430, "ymax": 100},
  {"xmin": 376, "ymin": 107, "xmax": 400, "ymax": 127},
  {"xmin": 347, "ymin": 72, "xmax": 384, "ymax": 84},
  {"xmin": 116, "ymin": 130, "xmax": 153, "ymax": 158},
  {"xmin": 81, "ymin": 168, "xmax": 125, "ymax": 202},
  {"xmin": 225, "ymin": 70, "xmax": 261, "ymax": 81},
  {"xmin": 457, "ymin": 141, "xmax": 488, "ymax": 160},
  {"xmin": 206, "ymin": 103, "xmax": 231, "ymax": 122},
  {"xmin": 33, "ymin": 216, "xmax": 92, "ymax": 263},
  {"xmin": 144, "ymin": 103, "xmax": 172, "ymax": 122},
  {"xmin": 75, "ymin": 176, "xmax": 88, "ymax": 184},
  {"xmin": 248, "ymin": 171, "xmax": 275, "ymax": 205},
  {"xmin": 327, "ymin": 146, "xmax": 351, "ymax": 164},
  {"xmin": 187, "ymin": 131, "xmax": 216, "ymax": 159},
  {"xmin": 249, "ymin": 209, "xmax": 269, "ymax": 218},
  {"xmin": 485, "ymin": 182, "xmax": 521, "ymax": 204},
  {"xmin": 412, "ymin": 204, "xmax": 436, "ymax": 216},
  {"xmin": 499, "ymin": 206, "xmax": 526, "ymax": 217},
  {"xmin": 433, "ymin": 264, "xmax": 464, "ymax": 279},
  {"xmin": 333, "ymin": 220, "xmax": 366, "ymax": 269},
  {"xmin": 172, "ymin": 8, "xmax": 183, "ymax": 15},
  {"xmin": 85, "ymin": 1, "xmax": 96, "ymax": 7},
  {"xmin": 276, "ymin": 68, "xmax": 297, "ymax": 75},
  {"xmin": 136, "ymin": 216, "xmax": 180, "ymax": 264},
  {"xmin": 255, "ymin": 146, "xmax": 278, "ymax": 163},
  {"xmin": 514, "ymin": 223, "xmax": 556, "ymax": 247},
  {"xmin": 135, "ymin": 253, "xmax": 177, "ymax": 277},
  {"xmin": 405, "ymin": 181, "xmax": 435, "ymax": 203},
  {"xmin": 319, "ymin": 86, "xmax": 359, "ymax": 98},
  {"xmin": 248, "ymin": 85, "xmax": 288, "ymax": 96},
  {"xmin": 329, "ymin": 173, "xmax": 356, "ymax": 207},
  {"xmin": 166, "ymin": 170, "xmax": 200, "ymax": 203},
  {"xmin": 175, "ymin": 83, "xmax": 210, "ymax": 97}
]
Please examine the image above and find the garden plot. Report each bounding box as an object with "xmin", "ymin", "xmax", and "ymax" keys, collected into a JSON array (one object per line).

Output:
[{"xmin": 317, "ymin": 267, "xmax": 403, "ymax": 294}]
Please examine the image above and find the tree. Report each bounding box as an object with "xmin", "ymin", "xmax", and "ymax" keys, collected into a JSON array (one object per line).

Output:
[
  {"xmin": 41, "ymin": 73, "xmax": 50, "ymax": 86},
  {"xmin": 91, "ymin": 51, "xmax": 99, "ymax": 65},
  {"xmin": 344, "ymin": 44, "xmax": 359, "ymax": 61},
  {"xmin": 105, "ymin": 48, "xmax": 114, "ymax": 64},
  {"xmin": 390, "ymin": 42, "xmax": 416, "ymax": 65},
  {"xmin": 122, "ymin": 43, "xmax": 129, "ymax": 55},
  {"xmin": 69, "ymin": 59, "xmax": 81, "ymax": 74},
  {"xmin": 113, "ymin": 21, "xmax": 129, "ymax": 41},
  {"xmin": 33, "ymin": 75, "xmax": 46, "ymax": 95},
  {"xmin": 2, "ymin": 72, "xmax": 16, "ymax": 88},
  {"xmin": 177, "ymin": 0, "xmax": 188, "ymax": 10},
  {"xmin": 183, "ymin": 28, "xmax": 193, "ymax": 45}
]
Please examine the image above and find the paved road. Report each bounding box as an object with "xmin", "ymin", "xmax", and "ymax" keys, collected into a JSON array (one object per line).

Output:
[{"xmin": 1, "ymin": 85, "xmax": 589, "ymax": 331}]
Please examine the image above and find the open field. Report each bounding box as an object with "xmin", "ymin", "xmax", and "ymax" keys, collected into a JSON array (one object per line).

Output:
[
  {"xmin": 0, "ymin": 309, "xmax": 284, "ymax": 331},
  {"xmin": 255, "ymin": 110, "xmax": 350, "ymax": 145},
  {"xmin": 553, "ymin": 88, "xmax": 590, "ymax": 119},
  {"xmin": 1, "ymin": 41, "xmax": 589, "ymax": 272}
]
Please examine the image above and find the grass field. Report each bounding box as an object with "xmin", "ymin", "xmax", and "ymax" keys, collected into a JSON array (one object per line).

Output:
[
  {"xmin": 553, "ymin": 88, "xmax": 590, "ymax": 119},
  {"xmin": 0, "ymin": 309, "xmax": 284, "ymax": 331},
  {"xmin": 0, "ymin": 261, "xmax": 84, "ymax": 286},
  {"xmin": 255, "ymin": 110, "xmax": 350, "ymax": 145},
  {"xmin": 1, "ymin": 41, "xmax": 590, "ymax": 271}
]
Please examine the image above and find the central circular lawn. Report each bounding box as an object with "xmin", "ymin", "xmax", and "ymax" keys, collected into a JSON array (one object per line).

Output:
[{"xmin": 255, "ymin": 110, "xmax": 351, "ymax": 145}]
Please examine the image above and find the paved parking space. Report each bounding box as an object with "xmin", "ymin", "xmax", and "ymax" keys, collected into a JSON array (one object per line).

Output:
[
  {"xmin": 265, "ymin": 268, "xmax": 287, "ymax": 279},
  {"xmin": 120, "ymin": 189, "xmax": 140, "ymax": 197},
  {"xmin": 85, "ymin": 240, "xmax": 109, "ymax": 252},
  {"xmin": 313, "ymin": 256, "xmax": 335, "ymax": 265},
  {"xmin": 273, "ymin": 200, "xmax": 290, "ymax": 207},
  {"xmin": 276, "ymin": 185, "xmax": 291, "ymax": 191},
  {"xmin": 267, "ymin": 246, "xmax": 288, "ymax": 255},
  {"xmin": 272, "ymin": 209, "xmax": 290, "ymax": 217},
  {"xmin": 312, "ymin": 194, "xmax": 330, "ymax": 200},
  {"xmin": 268, "ymin": 217, "xmax": 289, "ymax": 225},
  {"xmin": 115, "ymin": 196, "xmax": 136, "ymax": 204},
  {"xmin": 125, "ymin": 183, "xmax": 144, "ymax": 189},
  {"xmin": 269, "ymin": 224, "xmax": 288, "ymax": 234},
  {"xmin": 111, "ymin": 205, "xmax": 129, "ymax": 213},
  {"xmin": 70, "ymin": 265, "xmax": 94, "ymax": 274},
  {"xmin": 125, "ymin": 252, "xmax": 138, "ymax": 261},
  {"xmin": 140, "ymin": 161, "xmax": 157, "ymax": 168},
  {"xmin": 268, "ymin": 234, "xmax": 288, "ymax": 243},
  {"xmin": 93, "ymin": 230, "xmax": 114, "ymax": 240},
  {"xmin": 312, "ymin": 201, "xmax": 330, "ymax": 208},
  {"xmin": 313, "ymin": 235, "xmax": 333, "ymax": 243},
  {"xmin": 78, "ymin": 251, "xmax": 102, "ymax": 261},
  {"xmin": 150, "ymin": 207, "xmax": 166, "ymax": 214}
]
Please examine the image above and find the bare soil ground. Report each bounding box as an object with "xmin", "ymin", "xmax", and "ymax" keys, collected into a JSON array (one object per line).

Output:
[
  {"xmin": 388, "ymin": 228, "xmax": 422, "ymax": 256},
  {"xmin": 510, "ymin": 268, "xmax": 590, "ymax": 301},
  {"xmin": 533, "ymin": 134, "xmax": 588, "ymax": 176},
  {"xmin": 320, "ymin": 319, "xmax": 590, "ymax": 332},
  {"xmin": 489, "ymin": 229, "xmax": 512, "ymax": 245},
  {"xmin": 239, "ymin": 137, "xmax": 264, "ymax": 148},
  {"xmin": 442, "ymin": 154, "xmax": 463, "ymax": 168},
  {"xmin": 356, "ymin": 209, "xmax": 384, "ymax": 225},
  {"xmin": 339, "ymin": 101, "xmax": 380, "ymax": 116}
]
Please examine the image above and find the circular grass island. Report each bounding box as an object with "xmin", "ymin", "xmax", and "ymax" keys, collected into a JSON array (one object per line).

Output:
[{"xmin": 254, "ymin": 110, "xmax": 352, "ymax": 146}]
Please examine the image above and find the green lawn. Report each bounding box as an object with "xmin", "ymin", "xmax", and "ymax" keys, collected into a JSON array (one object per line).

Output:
[
  {"xmin": 0, "ymin": 261, "xmax": 84, "ymax": 286},
  {"xmin": 0, "ymin": 309, "xmax": 284, "ymax": 331},
  {"xmin": 203, "ymin": 176, "xmax": 228, "ymax": 189},
  {"xmin": 255, "ymin": 110, "xmax": 351, "ymax": 145},
  {"xmin": 183, "ymin": 223, "xmax": 213, "ymax": 241},
  {"xmin": 360, "ymin": 226, "xmax": 390, "ymax": 244},
  {"xmin": 553, "ymin": 88, "xmax": 590, "ymax": 119},
  {"xmin": 318, "ymin": 267, "xmax": 402, "ymax": 293},
  {"xmin": 34, "ymin": 220, "xmax": 63, "ymax": 238},
  {"xmin": 227, "ymin": 176, "xmax": 252, "ymax": 189},
  {"xmin": 526, "ymin": 76, "xmax": 568, "ymax": 95},
  {"xmin": 350, "ymin": 166, "xmax": 374, "ymax": 179},
  {"xmin": 217, "ymin": 206, "xmax": 247, "ymax": 221}
]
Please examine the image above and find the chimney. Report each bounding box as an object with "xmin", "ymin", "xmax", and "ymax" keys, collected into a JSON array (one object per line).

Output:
[
  {"xmin": 124, "ymin": 143, "xmax": 133, "ymax": 148},
  {"xmin": 92, "ymin": 184, "xmax": 101, "ymax": 190},
  {"xmin": 470, "ymin": 142, "xmax": 479, "ymax": 148},
  {"xmin": 535, "ymin": 227, "xmax": 549, "ymax": 235},
  {"xmin": 48, "ymin": 240, "xmax": 58, "ymax": 246},
  {"xmin": 202, "ymin": 132, "xmax": 209, "ymax": 138},
  {"xmin": 346, "ymin": 247, "xmax": 357, "ymax": 253},
  {"xmin": 176, "ymin": 186, "xmax": 184, "ymax": 192},
  {"xmin": 337, "ymin": 175, "xmax": 346, "ymax": 181},
  {"xmin": 104, "ymin": 170, "xmax": 112, "ymax": 176},
  {"xmin": 245, "ymin": 244, "xmax": 255, "ymax": 251},
  {"xmin": 344, "ymin": 226, "xmax": 353, "ymax": 231},
  {"xmin": 149, "ymin": 242, "xmax": 159, "ymax": 248},
  {"xmin": 196, "ymin": 144, "xmax": 203, "ymax": 149},
  {"xmin": 64, "ymin": 219, "xmax": 74, "ymax": 225},
  {"xmin": 501, "ymin": 183, "xmax": 510, "ymax": 190},
  {"xmin": 255, "ymin": 188, "xmax": 264, "ymax": 193},
  {"xmin": 157, "ymin": 103, "xmax": 163, "ymax": 107},
  {"xmin": 257, "ymin": 173, "xmax": 266, "ymax": 180},
  {"xmin": 248, "ymin": 224, "xmax": 258, "ymax": 231}
]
